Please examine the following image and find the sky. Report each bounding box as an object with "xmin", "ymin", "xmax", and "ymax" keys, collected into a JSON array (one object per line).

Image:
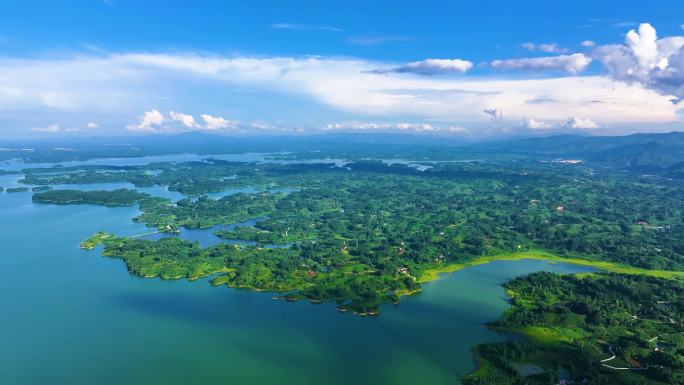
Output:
[{"xmin": 1, "ymin": 0, "xmax": 684, "ymax": 138}]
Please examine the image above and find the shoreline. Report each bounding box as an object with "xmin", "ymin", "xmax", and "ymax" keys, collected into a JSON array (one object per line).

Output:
[
  {"xmin": 445, "ymin": 252, "xmax": 684, "ymax": 382},
  {"xmin": 417, "ymin": 250, "xmax": 684, "ymax": 284}
]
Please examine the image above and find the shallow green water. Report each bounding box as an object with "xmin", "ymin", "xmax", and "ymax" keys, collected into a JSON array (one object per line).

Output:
[{"xmin": 0, "ymin": 160, "xmax": 596, "ymax": 385}]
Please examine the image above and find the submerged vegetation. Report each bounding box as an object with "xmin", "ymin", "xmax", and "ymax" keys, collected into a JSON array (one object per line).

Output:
[{"xmin": 465, "ymin": 273, "xmax": 684, "ymax": 385}]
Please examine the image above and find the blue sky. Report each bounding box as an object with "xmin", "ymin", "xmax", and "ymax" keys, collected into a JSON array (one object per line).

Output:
[{"xmin": 1, "ymin": 0, "xmax": 683, "ymax": 137}]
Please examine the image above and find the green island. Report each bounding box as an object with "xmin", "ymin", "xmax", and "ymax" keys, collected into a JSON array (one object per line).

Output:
[
  {"xmin": 32, "ymin": 188, "xmax": 148, "ymax": 206},
  {"xmin": 6, "ymin": 187, "xmax": 29, "ymax": 193},
  {"xmin": 465, "ymin": 272, "xmax": 684, "ymax": 385}
]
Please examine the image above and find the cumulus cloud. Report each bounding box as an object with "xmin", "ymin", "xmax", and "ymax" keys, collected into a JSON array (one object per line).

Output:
[
  {"xmin": 593, "ymin": 23, "xmax": 684, "ymax": 102},
  {"xmin": 581, "ymin": 40, "xmax": 596, "ymax": 47},
  {"xmin": 86, "ymin": 121, "xmax": 98, "ymax": 129},
  {"xmin": 369, "ymin": 58, "xmax": 473, "ymax": 75},
  {"xmin": 562, "ymin": 116, "xmax": 599, "ymax": 129},
  {"xmin": 522, "ymin": 43, "xmax": 567, "ymax": 53},
  {"xmin": 126, "ymin": 110, "xmax": 281, "ymax": 133},
  {"xmin": 127, "ymin": 109, "xmax": 165, "ymax": 131},
  {"xmin": 483, "ymin": 108, "xmax": 503, "ymax": 120},
  {"xmin": 491, "ymin": 53, "xmax": 592, "ymax": 74},
  {"xmin": 521, "ymin": 117, "xmax": 551, "ymax": 129},
  {"xmin": 169, "ymin": 111, "xmax": 197, "ymax": 128},
  {"xmin": 200, "ymin": 114, "xmax": 236, "ymax": 130}
]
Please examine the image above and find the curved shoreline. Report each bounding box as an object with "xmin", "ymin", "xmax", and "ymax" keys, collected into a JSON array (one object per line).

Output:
[
  {"xmin": 448, "ymin": 255, "xmax": 684, "ymax": 383},
  {"xmin": 418, "ymin": 250, "xmax": 684, "ymax": 285}
]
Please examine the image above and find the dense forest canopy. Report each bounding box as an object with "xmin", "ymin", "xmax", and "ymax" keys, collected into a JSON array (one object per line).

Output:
[
  {"xmin": 32, "ymin": 189, "xmax": 147, "ymax": 206},
  {"xmin": 14, "ymin": 156, "xmax": 684, "ymax": 315},
  {"xmin": 466, "ymin": 273, "xmax": 684, "ymax": 385}
]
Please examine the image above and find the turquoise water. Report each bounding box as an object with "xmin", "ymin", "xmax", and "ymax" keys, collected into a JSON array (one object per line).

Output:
[{"xmin": 0, "ymin": 159, "xmax": 597, "ymax": 385}]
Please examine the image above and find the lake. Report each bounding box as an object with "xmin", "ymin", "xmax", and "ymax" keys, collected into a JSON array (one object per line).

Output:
[{"xmin": 0, "ymin": 157, "xmax": 596, "ymax": 385}]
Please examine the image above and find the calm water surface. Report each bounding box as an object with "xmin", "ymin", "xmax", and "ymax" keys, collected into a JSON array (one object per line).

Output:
[{"xmin": 0, "ymin": 157, "xmax": 596, "ymax": 385}]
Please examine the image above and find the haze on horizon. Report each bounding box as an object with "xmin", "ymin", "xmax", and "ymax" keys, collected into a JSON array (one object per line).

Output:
[{"xmin": 1, "ymin": 1, "xmax": 684, "ymax": 139}]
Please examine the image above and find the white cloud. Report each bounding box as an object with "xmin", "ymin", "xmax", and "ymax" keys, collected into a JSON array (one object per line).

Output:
[
  {"xmin": 626, "ymin": 24, "xmax": 661, "ymax": 72},
  {"xmin": 369, "ymin": 58, "xmax": 473, "ymax": 75},
  {"xmin": 395, "ymin": 122, "xmax": 434, "ymax": 131},
  {"xmin": 127, "ymin": 109, "xmax": 165, "ymax": 131},
  {"xmin": 0, "ymin": 47, "xmax": 680, "ymax": 136},
  {"xmin": 323, "ymin": 122, "xmax": 392, "ymax": 131},
  {"xmin": 169, "ymin": 111, "xmax": 197, "ymax": 128},
  {"xmin": 522, "ymin": 43, "xmax": 567, "ymax": 53},
  {"xmin": 521, "ymin": 117, "xmax": 551, "ymax": 129},
  {"xmin": 491, "ymin": 53, "xmax": 592, "ymax": 74},
  {"xmin": 31, "ymin": 124, "xmax": 61, "ymax": 133},
  {"xmin": 31, "ymin": 123, "xmax": 93, "ymax": 133},
  {"xmin": 86, "ymin": 121, "xmax": 98, "ymax": 129},
  {"xmin": 593, "ymin": 23, "xmax": 684, "ymax": 101},
  {"xmin": 562, "ymin": 116, "xmax": 599, "ymax": 129},
  {"xmin": 322, "ymin": 121, "xmax": 469, "ymax": 134},
  {"xmin": 581, "ymin": 40, "xmax": 596, "ymax": 47},
  {"xmin": 126, "ymin": 111, "xmax": 280, "ymax": 133},
  {"xmin": 539, "ymin": 44, "xmax": 565, "ymax": 53},
  {"xmin": 200, "ymin": 114, "xmax": 236, "ymax": 130}
]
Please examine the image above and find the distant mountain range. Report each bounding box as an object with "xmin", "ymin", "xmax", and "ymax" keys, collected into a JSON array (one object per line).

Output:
[
  {"xmin": 2, "ymin": 131, "xmax": 684, "ymax": 175},
  {"xmin": 488, "ymin": 131, "xmax": 684, "ymax": 171}
]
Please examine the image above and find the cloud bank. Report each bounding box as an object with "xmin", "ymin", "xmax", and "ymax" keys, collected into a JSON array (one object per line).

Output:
[
  {"xmin": 2, "ymin": 53, "xmax": 677, "ymax": 135},
  {"xmin": 3, "ymin": 22, "xmax": 684, "ymax": 136}
]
